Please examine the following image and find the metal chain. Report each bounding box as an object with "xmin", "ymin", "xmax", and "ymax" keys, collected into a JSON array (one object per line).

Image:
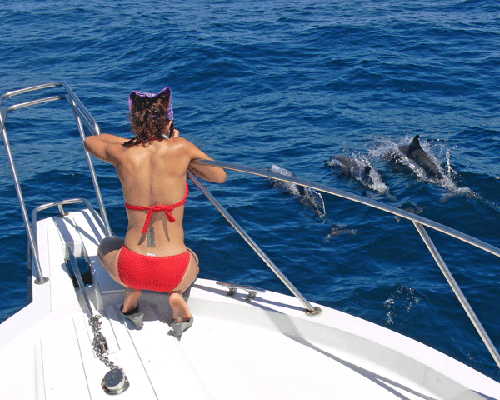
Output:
[
  {"xmin": 89, "ymin": 315, "xmax": 117, "ymax": 369},
  {"xmin": 89, "ymin": 315, "xmax": 130, "ymax": 394}
]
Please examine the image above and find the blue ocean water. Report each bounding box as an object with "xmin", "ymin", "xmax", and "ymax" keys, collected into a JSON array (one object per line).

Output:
[{"xmin": 1, "ymin": 0, "xmax": 500, "ymax": 381}]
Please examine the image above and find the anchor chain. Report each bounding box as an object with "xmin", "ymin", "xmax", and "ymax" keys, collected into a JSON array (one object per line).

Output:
[
  {"xmin": 89, "ymin": 315, "xmax": 129, "ymax": 394},
  {"xmin": 63, "ymin": 240, "xmax": 129, "ymax": 393},
  {"xmin": 90, "ymin": 315, "xmax": 113, "ymax": 368}
]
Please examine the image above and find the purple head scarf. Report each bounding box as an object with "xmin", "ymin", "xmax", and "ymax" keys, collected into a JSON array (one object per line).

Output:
[{"xmin": 128, "ymin": 86, "xmax": 173, "ymax": 120}]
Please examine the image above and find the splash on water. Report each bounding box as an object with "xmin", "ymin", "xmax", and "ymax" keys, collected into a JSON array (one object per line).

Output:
[
  {"xmin": 370, "ymin": 135, "xmax": 473, "ymax": 200},
  {"xmin": 325, "ymin": 153, "xmax": 389, "ymax": 194},
  {"xmin": 384, "ymin": 284, "xmax": 427, "ymax": 326}
]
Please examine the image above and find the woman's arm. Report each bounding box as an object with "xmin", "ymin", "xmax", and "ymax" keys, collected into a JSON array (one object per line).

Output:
[
  {"xmin": 84, "ymin": 134, "xmax": 126, "ymax": 164},
  {"xmin": 186, "ymin": 141, "xmax": 227, "ymax": 183}
]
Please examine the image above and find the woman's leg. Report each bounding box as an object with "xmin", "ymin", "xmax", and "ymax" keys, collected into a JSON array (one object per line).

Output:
[
  {"xmin": 97, "ymin": 236, "xmax": 126, "ymax": 285},
  {"xmin": 97, "ymin": 236, "xmax": 143, "ymax": 313},
  {"xmin": 123, "ymin": 287, "xmax": 143, "ymax": 313},
  {"xmin": 169, "ymin": 248, "xmax": 199, "ymax": 322}
]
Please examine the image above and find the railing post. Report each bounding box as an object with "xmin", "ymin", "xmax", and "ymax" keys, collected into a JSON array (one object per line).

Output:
[
  {"xmin": 188, "ymin": 172, "xmax": 321, "ymax": 316},
  {"xmin": 0, "ymin": 112, "xmax": 48, "ymax": 284},
  {"xmin": 413, "ymin": 221, "xmax": 500, "ymax": 370},
  {"xmin": 0, "ymin": 82, "xmax": 114, "ymax": 283},
  {"xmin": 72, "ymin": 109, "xmax": 112, "ymax": 237}
]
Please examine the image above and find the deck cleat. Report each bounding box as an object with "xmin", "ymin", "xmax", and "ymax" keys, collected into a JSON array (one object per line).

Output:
[{"xmin": 217, "ymin": 281, "xmax": 266, "ymax": 302}]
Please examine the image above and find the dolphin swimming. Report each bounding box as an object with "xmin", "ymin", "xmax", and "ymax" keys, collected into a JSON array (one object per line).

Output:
[
  {"xmin": 264, "ymin": 164, "xmax": 326, "ymax": 217},
  {"xmin": 325, "ymin": 155, "xmax": 388, "ymax": 193},
  {"xmin": 394, "ymin": 135, "xmax": 444, "ymax": 180}
]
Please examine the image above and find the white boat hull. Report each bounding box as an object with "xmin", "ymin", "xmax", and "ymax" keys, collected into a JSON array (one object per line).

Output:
[{"xmin": 1, "ymin": 209, "xmax": 499, "ymax": 399}]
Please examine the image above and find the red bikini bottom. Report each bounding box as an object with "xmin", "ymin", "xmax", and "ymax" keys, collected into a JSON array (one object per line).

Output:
[{"xmin": 117, "ymin": 246, "xmax": 190, "ymax": 292}]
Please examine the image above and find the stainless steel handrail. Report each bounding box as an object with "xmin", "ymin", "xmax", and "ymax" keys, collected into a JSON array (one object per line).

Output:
[
  {"xmin": 193, "ymin": 158, "xmax": 500, "ymax": 370},
  {"xmin": 194, "ymin": 160, "xmax": 500, "ymax": 258},
  {"xmin": 3, "ymin": 82, "xmax": 498, "ymax": 369},
  {"xmin": 189, "ymin": 172, "xmax": 320, "ymax": 315},
  {"xmin": 0, "ymin": 83, "xmax": 112, "ymax": 284},
  {"xmin": 31, "ymin": 198, "xmax": 107, "ymax": 246},
  {"xmin": 0, "ymin": 108, "xmax": 46, "ymax": 283}
]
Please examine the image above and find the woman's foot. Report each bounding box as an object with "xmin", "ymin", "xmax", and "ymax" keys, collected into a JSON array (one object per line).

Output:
[
  {"xmin": 122, "ymin": 287, "xmax": 142, "ymax": 313},
  {"xmin": 169, "ymin": 292, "xmax": 193, "ymax": 340},
  {"xmin": 121, "ymin": 287, "xmax": 143, "ymax": 329},
  {"xmin": 169, "ymin": 292, "xmax": 193, "ymax": 339},
  {"xmin": 122, "ymin": 303, "xmax": 137, "ymax": 314},
  {"xmin": 169, "ymin": 292, "xmax": 192, "ymax": 322}
]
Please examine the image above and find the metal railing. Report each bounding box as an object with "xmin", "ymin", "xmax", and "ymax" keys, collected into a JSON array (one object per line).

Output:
[
  {"xmin": 193, "ymin": 158, "xmax": 500, "ymax": 370},
  {"xmin": 189, "ymin": 172, "xmax": 320, "ymax": 316},
  {"xmin": 2, "ymin": 82, "xmax": 499, "ymax": 371},
  {"xmin": 0, "ymin": 82, "xmax": 113, "ymax": 284}
]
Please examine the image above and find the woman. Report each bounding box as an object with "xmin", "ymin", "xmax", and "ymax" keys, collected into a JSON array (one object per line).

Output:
[{"xmin": 84, "ymin": 87, "xmax": 226, "ymax": 337}]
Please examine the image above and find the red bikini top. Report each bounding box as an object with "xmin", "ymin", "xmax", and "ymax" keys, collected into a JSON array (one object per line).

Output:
[{"xmin": 125, "ymin": 183, "xmax": 189, "ymax": 234}]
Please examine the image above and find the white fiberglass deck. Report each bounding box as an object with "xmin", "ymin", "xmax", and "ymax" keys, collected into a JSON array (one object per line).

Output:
[{"xmin": 0, "ymin": 210, "xmax": 499, "ymax": 400}]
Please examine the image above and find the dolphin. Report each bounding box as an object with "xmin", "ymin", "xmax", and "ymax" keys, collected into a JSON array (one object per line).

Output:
[
  {"xmin": 325, "ymin": 156, "xmax": 388, "ymax": 193},
  {"xmin": 396, "ymin": 135, "xmax": 444, "ymax": 180},
  {"xmin": 325, "ymin": 156, "xmax": 373, "ymax": 186},
  {"xmin": 264, "ymin": 165, "xmax": 326, "ymax": 217}
]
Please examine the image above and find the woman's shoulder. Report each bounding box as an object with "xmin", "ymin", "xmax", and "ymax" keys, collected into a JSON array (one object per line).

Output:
[
  {"xmin": 84, "ymin": 133, "xmax": 129, "ymax": 164},
  {"xmin": 168, "ymin": 137, "xmax": 201, "ymax": 153}
]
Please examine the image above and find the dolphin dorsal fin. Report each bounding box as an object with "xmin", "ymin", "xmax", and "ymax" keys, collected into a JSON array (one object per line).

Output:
[{"xmin": 408, "ymin": 135, "xmax": 422, "ymax": 153}]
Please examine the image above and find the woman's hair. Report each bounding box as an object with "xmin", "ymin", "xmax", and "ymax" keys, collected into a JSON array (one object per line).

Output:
[{"xmin": 123, "ymin": 88, "xmax": 174, "ymax": 147}]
